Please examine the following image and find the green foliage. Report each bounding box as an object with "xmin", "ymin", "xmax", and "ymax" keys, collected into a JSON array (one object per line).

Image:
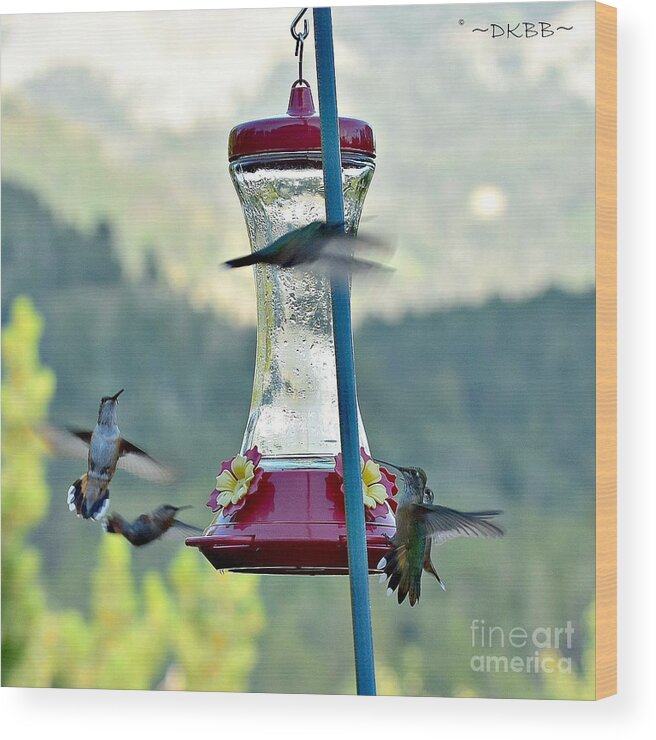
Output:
[
  {"xmin": 1, "ymin": 92, "xmax": 241, "ymax": 293},
  {"xmin": 1, "ymin": 183, "xmax": 122, "ymax": 316},
  {"xmin": 2, "ymin": 298, "xmax": 264, "ymax": 689},
  {"xmin": 1, "ymin": 297, "xmax": 56, "ymax": 677},
  {"xmin": 168, "ymin": 551, "xmax": 263, "ymax": 692},
  {"xmin": 6, "ymin": 539, "xmax": 263, "ymax": 691}
]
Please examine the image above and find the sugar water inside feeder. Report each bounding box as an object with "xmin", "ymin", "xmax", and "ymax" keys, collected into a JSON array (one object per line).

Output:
[{"xmin": 230, "ymin": 154, "xmax": 375, "ymax": 466}]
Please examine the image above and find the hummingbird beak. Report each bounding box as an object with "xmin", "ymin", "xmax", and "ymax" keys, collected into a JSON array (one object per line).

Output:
[
  {"xmin": 374, "ymin": 458, "xmax": 400, "ymax": 473},
  {"xmin": 174, "ymin": 505, "xmax": 192, "ymax": 512},
  {"xmin": 110, "ymin": 389, "xmax": 125, "ymax": 402}
]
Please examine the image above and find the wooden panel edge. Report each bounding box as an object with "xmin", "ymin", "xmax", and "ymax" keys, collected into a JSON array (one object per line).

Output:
[{"xmin": 595, "ymin": 0, "xmax": 617, "ymax": 701}]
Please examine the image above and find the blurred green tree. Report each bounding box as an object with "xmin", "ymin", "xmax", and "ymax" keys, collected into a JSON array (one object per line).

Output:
[
  {"xmin": 2, "ymin": 296, "xmax": 264, "ymax": 689},
  {"xmin": 1, "ymin": 296, "xmax": 56, "ymax": 680}
]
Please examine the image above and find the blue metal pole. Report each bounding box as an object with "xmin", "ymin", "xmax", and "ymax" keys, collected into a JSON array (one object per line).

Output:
[{"xmin": 313, "ymin": 6, "xmax": 377, "ymax": 697}]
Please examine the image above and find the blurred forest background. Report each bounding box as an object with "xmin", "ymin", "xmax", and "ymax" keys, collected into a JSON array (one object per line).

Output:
[{"xmin": 2, "ymin": 3, "xmax": 595, "ymax": 698}]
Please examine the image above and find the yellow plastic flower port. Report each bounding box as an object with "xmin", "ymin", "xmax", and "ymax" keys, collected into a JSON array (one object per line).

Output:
[
  {"xmin": 214, "ymin": 455, "xmax": 256, "ymax": 508},
  {"xmin": 334, "ymin": 447, "xmax": 397, "ymax": 513},
  {"xmin": 207, "ymin": 447, "xmax": 264, "ymax": 514},
  {"xmin": 361, "ymin": 458, "xmax": 389, "ymax": 509}
]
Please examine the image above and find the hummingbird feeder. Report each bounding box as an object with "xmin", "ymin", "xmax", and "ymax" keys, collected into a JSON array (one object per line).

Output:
[{"xmin": 186, "ymin": 10, "xmax": 396, "ymax": 576}]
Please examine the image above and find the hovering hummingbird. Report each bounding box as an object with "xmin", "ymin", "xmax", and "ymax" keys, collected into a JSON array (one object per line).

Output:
[
  {"xmin": 376, "ymin": 462, "xmax": 504, "ymax": 606},
  {"xmin": 223, "ymin": 221, "xmax": 391, "ymax": 273},
  {"xmin": 102, "ymin": 504, "xmax": 202, "ymax": 546},
  {"xmin": 42, "ymin": 389, "xmax": 173, "ymax": 520}
]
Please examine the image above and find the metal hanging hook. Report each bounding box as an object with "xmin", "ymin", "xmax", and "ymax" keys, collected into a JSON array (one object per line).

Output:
[{"xmin": 290, "ymin": 8, "xmax": 309, "ymax": 85}]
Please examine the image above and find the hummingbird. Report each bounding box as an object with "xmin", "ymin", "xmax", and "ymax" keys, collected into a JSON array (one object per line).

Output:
[
  {"xmin": 375, "ymin": 462, "xmax": 504, "ymax": 606},
  {"xmin": 223, "ymin": 221, "xmax": 391, "ymax": 273},
  {"xmin": 102, "ymin": 504, "xmax": 202, "ymax": 546},
  {"xmin": 42, "ymin": 389, "xmax": 173, "ymax": 520}
]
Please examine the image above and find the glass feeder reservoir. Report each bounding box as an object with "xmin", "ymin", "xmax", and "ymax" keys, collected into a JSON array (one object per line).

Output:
[{"xmin": 187, "ymin": 82, "xmax": 396, "ymax": 573}]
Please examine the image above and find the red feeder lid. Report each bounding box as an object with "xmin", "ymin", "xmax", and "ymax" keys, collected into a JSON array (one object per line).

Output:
[{"xmin": 228, "ymin": 81, "xmax": 375, "ymax": 161}]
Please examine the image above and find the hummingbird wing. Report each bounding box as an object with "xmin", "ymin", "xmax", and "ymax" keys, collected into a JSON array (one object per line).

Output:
[
  {"xmin": 164, "ymin": 519, "xmax": 204, "ymax": 540},
  {"xmin": 423, "ymin": 540, "xmax": 446, "ymax": 591},
  {"xmin": 117, "ymin": 439, "xmax": 174, "ymax": 483},
  {"xmin": 315, "ymin": 233, "xmax": 394, "ymax": 274},
  {"xmin": 41, "ymin": 425, "xmax": 92, "ymax": 458},
  {"xmin": 320, "ymin": 232, "xmax": 390, "ymax": 256},
  {"xmin": 320, "ymin": 252, "xmax": 395, "ymax": 274},
  {"xmin": 414, "ymin": 504, "xmax": 504, "ymax": 545}
]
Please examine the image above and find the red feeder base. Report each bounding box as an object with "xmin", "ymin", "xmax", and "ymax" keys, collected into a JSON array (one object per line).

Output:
[{"xmin": 186, "ymin": 468, "xmax": 396, "ymax": 574}]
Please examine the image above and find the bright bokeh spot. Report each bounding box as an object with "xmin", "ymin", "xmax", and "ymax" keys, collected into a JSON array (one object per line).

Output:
[{"xmin": 469, "ymin": 184, "xmax": 507, "ymax": 220}]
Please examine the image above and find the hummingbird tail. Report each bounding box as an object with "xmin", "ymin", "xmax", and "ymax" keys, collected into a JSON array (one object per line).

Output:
[
  {"xmin": 67, "ymin": 477, "xmax": 85, "ymax": 516},
  {"xmin": 224, "ymin": 252, "xmax": 259, "ymax": 269},
  {"xmin": 67, "ymin": 476, "xmax": 109, "ymax": 520},
  {"xmin": 398, "ymin": 570, "xmax": 421, "ymax": 607},
  {"xmin": 86, "ymin": 493, "xmax": 110, "ymax": 521},
  {"xmin": 380, "ymin": 545, "xmax": 422, "ymax": 606}
]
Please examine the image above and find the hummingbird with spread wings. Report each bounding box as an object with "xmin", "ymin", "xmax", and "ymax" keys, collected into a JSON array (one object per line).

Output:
[
  {"xmin": 223, "ymin": 221, "xmax": 391, "ymax": 273},
  {"xmin": 376, "ymin": 462, "xmax": 504, "ymax": 606},
  {"xmin": 42, "ymin": 389, "xmax": 173, "ymax": 520},
  {"xmin": 103, "ymin": 505, "xmax": 201, "ymax": 546}
]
